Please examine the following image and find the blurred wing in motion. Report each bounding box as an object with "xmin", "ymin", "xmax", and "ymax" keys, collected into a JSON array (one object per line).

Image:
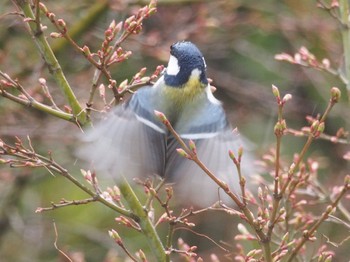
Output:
[
  {"xmin": 166, "ymin": 129, "xmax": 254, "ymax": 206},
  {"xmin": 78, "ymin": 85, "xmax": 256, "ymax": 207},
  {"xmin": 78, "ymin": 88, "xmax": 167, "ymax": 181},
  {"xmin": 165, "ymin": 88, "xmax": 255, "ymax": 206}
]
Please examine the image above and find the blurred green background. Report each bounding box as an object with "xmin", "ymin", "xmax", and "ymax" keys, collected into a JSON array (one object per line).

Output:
[{"xmin": 0, "ymin": 0, "xmax": 349, "ymax": 261}]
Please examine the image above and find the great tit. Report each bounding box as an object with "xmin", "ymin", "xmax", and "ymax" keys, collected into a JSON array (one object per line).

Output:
[{"xmin": 79, "ymin": 41, "xmax": 249, "ymax": 205}]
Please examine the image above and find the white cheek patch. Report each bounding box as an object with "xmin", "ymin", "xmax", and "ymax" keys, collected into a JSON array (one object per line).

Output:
[{"xmin": 166, "ymin": 55, "xmax": 180, "ymax": 75}]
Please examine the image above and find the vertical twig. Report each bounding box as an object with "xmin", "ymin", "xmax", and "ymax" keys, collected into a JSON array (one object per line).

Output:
[
  {"xmin": 12, "ymin": 0, "xmax": 88, "ymax": 125},
  {"xmin": 267, "ymin": 86, "xmax": 285, "ymax": 239},
  {"xmin": 53, "ymin": 220, "xmax": 73, "ymax": 262}
]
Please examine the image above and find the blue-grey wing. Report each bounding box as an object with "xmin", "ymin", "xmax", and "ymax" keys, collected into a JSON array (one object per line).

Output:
[
  {"xmin": 78, "ymin": 87, "xmax": 167, "ymax": 181},
  {"xmin": 166, "ymin": 92, "xmax": 254, "ymax": 206},
  {"xmin": 165, "ymin": 130, "xmax": 247, "ymax": 206}
]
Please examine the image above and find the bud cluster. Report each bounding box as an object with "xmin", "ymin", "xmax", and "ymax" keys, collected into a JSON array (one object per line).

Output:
[
  {"xmin": 106, "ymin": 186, "xmax": 122, "ymax": 204},
  {"xmin": 115, "ymin": 216, "xmax": 139, "ymax": 230},
  {"xmin": 0, "ymin": 79, "xmax": 15, "ymax": 89},
  {"xmin": 272, "ymin": 85, "xmax": 292, "ymax": 106},
  {"xmin": 115, "ymin": 65, "xmax": 163, "ymax": 95},
  {"xmin": 302, "ymin": 116, "xmax": 326, "ymax": 138},
  {"xmin": 39, "ymin": 3, "xmax": 67, "ymax": 38},
  {"xmin": 272, "ymin": 85, "xmax": 291, "ymax": 137},
  {"xmin": 151, "ymin": 65, "xmax": 165, "ymax": 82},
  {"xmin": 100, "ymin": 20, "xmax": 123, "ymax": 58},
  {"xmin": 124, "ymin": 1, "xmax": 157, "ymax": 34},
  {"xmin": 274, "ymin": 119, "xmax": 287, "ymax": 136},
  {"xmin": 275, "ymin": 46, "xmax": 332, "ymax": 71},
  {"xmin": 177, "ymin": 238, "xmax": 198, "ymax": 259}
]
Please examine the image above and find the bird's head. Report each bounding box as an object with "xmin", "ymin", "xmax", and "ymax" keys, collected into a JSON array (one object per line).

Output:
[{"xmin": 164, "ymin": 41, "xmax": 208, "ymax": 88}]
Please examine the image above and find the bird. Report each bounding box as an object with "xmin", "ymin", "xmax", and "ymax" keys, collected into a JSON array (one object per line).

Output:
[{"xmin": 79, "ymin": 41, "xmax": 252, "ymax": 206}]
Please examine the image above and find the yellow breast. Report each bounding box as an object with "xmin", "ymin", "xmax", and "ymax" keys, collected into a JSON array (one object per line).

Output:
[{"xmin": 162, "ymin": 76, "xmax": 206, "ymax": 108}]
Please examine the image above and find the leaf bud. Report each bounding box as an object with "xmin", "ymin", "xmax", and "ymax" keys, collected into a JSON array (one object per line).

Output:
[
  {"xmin": 176, "ymin": 148, "xmax": 190, "ymax": 159},
  {"xmin": 310, "ymin": 120, "xmax": 320, "ymax": 133},
  {"xmin": 138, "ymin": 249, "xmax": 147, "ymax": 261},
  {"xmin": 282, "ymin": 93, "xmax": 292, "ymax": 104},
  {"xmin": 57, "ymin": 19, "xmax": 66, "ymax": 28},
  {"xmin": 154, "ymin": 110, "xmax": 168, "ymax": 124},
  {"xmin": 108, "ymin": 229, "xmax": 121, "ymax": 242},
  {"xmin": 39, "ymin": 3, "xmax": 48, "ymax": 13},
  {"xmin": 330, "ymin": 87, "xmax": 341, "ymax": 103},
  {"xmin": 189, "ymin": 140, "xmax": 197, "ymax": 153},
  {"xmin": 81, "ymin": 45, "xmax": 91, "ymax": 57},
  {"xmin": 50, "ymin": 32, "xmax": 61, "ymax": 38},
  {"xmin": 272, "ymin": 85, "xmax": 280, "ymax": 99}
]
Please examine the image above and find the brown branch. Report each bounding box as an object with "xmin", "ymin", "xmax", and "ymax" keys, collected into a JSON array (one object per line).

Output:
[
  {"xmin": 276, "ymin": 89, "xmax": 340, "ymax": 217},
  {"xmin": 155, "ymin": 111, "xmax": 244, "ymax": 208},
  {"xmin": 0, "ymin": 71, "xmax": 77, "ymax": 124},
  {"xmin": 174, "ymin": 226, "xmax": 230, "ymax": 253},
  {"xmin": 0, "ymin": 138, "xmax": 136, "ymax": 219},
  {"xmin": 154, "ymin": 110, "xmax": 273, "ymax": 260},
  {"xmin": 286, "ymin": 128, "xmax": 349, "ymax": 145},
  {"xmin": 12, "ymin": 0, "xmax": 87, "ymax": 123},
  {"xmin": 268, "ymin": 87, "xmax": 288, "ymax": 239},
  {"xmin": 287, "ymin": 177, "xmax": 350, "ymax": 262},
  {"xmin": 109, "ymin": 229, "xmax": 138, "ymax": 262},
  {"xmin": 317, "ymin": 0, "xmax": 345, "ymax": 27},
  {"xmin": 36, "ymin": 198, "xmax": 97, "ymax": 213}
]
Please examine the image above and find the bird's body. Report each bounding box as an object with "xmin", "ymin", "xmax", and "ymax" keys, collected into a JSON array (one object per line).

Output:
[{"xmin": 79, "ymin": 41, "xmax": 250, "ymax": 205}]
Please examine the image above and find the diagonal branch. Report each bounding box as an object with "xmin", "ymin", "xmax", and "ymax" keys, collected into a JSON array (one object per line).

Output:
[
  {"xmin": 287, "ymin": 176, "xmax": 350, "ymax": 262},
  {"xmin": 154, "ymin": 110, "xmax": 273, "ymax": 262},
  {"xmin": 0, "ymin": 138, "xmax": 135, "ymax": 219},
  {"xmin": 11, "ymin": 0, "xmax": 87, "ymax": 125},
  {"xmin": 0, "ymin": 71, "xmax": 76, "ymax": 124}
]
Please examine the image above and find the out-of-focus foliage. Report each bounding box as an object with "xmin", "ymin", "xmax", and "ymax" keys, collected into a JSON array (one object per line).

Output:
[{"xmin": 0, "ymin": 0, "xmax": 349, "ymax": 261}]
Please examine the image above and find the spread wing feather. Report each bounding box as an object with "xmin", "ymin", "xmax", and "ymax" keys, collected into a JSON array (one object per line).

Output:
[
  {"xmin": 165, "ymin": 130, "xmax": 248, "ymax": 205},
  {"xmin": 165, "ymin": 91, "xmax": 254, "ymax": 206},
  {"xmin": 78, "ymin": 89, "xmax": 167, "ymax": 181},
  {"xmin": 78, "ymin": 85, "xmax": 255, "ymax": 206}
]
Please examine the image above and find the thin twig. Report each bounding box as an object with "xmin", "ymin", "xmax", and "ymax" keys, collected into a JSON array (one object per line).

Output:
[
  {"xmin": 286, "ymin": 128, "xmax": 349, "ymax": 144},
  {"xmin": 39, "ymin": 79, "xmax": 61, "ymax": 110},
  {"xmin": 36, "ymin": 198, "xmax": 97, "ymax": 213},
  {"xmin": 12, "ymin": 0, "xmax": 87, "ymax": 124},
  {"xmin": 287, "ymin": 180, "xmax": 350, "ymax": 261},
  {"xmin": 0, "ymin": 138, "xmax": 135, "ymax": 219},
  {"xmin": 154, "ymin": 111, "xmax": 273, "ymax": 261},
  {"xmin": 317, "ymin": 0, "xmax": 344, "ymax": 26},
  {"xmin": 0, "ymin": 71, "xmax": 77, "ymax": 124},
  {"xmin": 53, "ymin": 220, "xmax": 73, "ymax": 262},
  {"xmin": 268, "ymin": 92, "xmax": 285, "ymax": 239},
  {"xmin": 174, "ymin": 226, "xmax": 230, "ymax": 253},
  {"xmin": 280, "ymin": 96, "xmax": 337, "ymax": 196}
]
